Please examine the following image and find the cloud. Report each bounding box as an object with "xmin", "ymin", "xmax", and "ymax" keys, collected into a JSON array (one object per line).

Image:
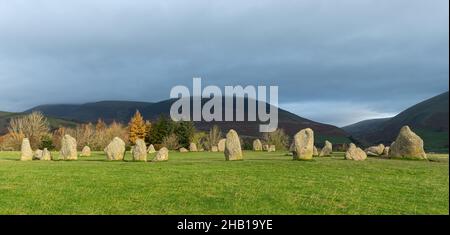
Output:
[{"xmin": 0, "ymin": 0, "xmax": 448, "ymax": 125}]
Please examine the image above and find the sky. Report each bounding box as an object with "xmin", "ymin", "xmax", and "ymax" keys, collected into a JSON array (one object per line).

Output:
[{"xmin": 0, "ymin": 0, "xmax": 448, "ymax": 127}]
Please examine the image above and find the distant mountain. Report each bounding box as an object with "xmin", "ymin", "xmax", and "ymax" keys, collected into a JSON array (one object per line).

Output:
[
  {"xmin": 343, "ymin": 91, "xmax": 449, "ymax": 152},
  {"xmin": 26, "ymin": 98, "xmax": 350, "ymax": 144},
  {"xmin": 0, "ymin": 111, "xmax": 78, "ymax": 135}
]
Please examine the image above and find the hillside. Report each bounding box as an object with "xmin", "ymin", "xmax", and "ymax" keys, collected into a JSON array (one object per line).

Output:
[
  {"xmin": 344, "ymin": 91, "xmax": 449, "ymax": 152},
  {"xmin": 26, "ymin": 98, "xmax": 350, "ymax": 143},
  {"xmin": 0, "ymin": 111, "xmax": 78, "ymax": 135}
]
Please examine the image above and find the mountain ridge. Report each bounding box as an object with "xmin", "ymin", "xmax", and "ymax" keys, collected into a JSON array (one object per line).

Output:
[
  {"xmin": 24, "ymin": 97, "xmax": 350, "ymax": 143},
  {"xmin": 343, "ymin": 91, "xmax": 449, "ymax": 152}
]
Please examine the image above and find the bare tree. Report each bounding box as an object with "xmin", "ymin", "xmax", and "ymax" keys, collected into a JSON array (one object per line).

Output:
[
  {"xmin": 206, "ymin": 125, "xmax": 222, "ymax": 150},
  {"xmin": 8, "ymin": 112, "xmax": 50, "ymax": 149}
]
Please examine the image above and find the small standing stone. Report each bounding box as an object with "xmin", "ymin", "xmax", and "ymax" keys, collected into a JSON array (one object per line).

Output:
[
  {"xmin": 153, "ymin": 147, "xmax": 169, "ymax": 161},
  {"xmin": 224, "ymin": 129, "xmax": 243, "ymax": 161},
  {"xmin": 33, "ymin": 149, "xmax": 44, "ymax": 160},
  {"xmin": 189, "ymin": 143, "xmax": 198, "ymax": 152},
  {"xmin": 292, "ymin": 128, "xmax": 314, "ymax": 160},
  {"xmin": 253, "ymin": 139, "xmax": 263, "ymax": 151},
  {"xmin": 60, "ymin": 135, "xmax": 78, "ymax": 160},
  {"xmin": 319, "ymin": 140, "xmax": 332, "ymax": 157},
  {"xmin": 218, "ymin": 139, "xmax": 226, "ymax": 152},
  {"xmin": 80, "ymin": 146, "xmax": 91, "ymax": 157},
  {"xmin": 132, "ymin": 139, "xmax": 147, "ymax": 161},
  {"xmin": 20, "ymin": 138, "xmax": 33, "ymax": 161},
  {"xmin": 104, "ymin": 137, "xmax": 126, "ymax": 161},
  {"xmin": 345, "ymin": 143, "xmax": 367, "ymax": 161},
  {"xmin": 147, "ymin": 144, "xmax": 156, "ymax": 153},
  {"xmin": 41, "ymin": 148, "xmax": 52, "ymax": 161}
]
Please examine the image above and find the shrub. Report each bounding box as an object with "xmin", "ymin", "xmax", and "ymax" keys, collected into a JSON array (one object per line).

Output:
[
  {"xmin": 162, "ymin": 133, "xmax": 180, "ymax": 150},
  {"xmin": 263, "ymin": 128, "xmax": 289, "ymax": 151}
]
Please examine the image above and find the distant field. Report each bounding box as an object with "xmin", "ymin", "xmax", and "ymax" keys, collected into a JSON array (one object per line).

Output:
[{"xmin": 0, "ymin": 151, "xmax": 448, "ymax": 215}]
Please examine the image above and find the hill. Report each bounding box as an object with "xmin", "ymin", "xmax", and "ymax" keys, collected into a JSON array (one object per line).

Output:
[
  {"xmin": 0, "ymin": 111, "xmax": 78, "ymax": 135},
  {"xmin": 343, "ymin": 91, "xmax": 449, "ymax": 152},
  {"xmin": 26, "ymin": 98, "xmax": 350, "ymax": 143}
]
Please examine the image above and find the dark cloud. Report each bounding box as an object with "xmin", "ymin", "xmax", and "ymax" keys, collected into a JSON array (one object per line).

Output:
[{"xmin": 0, "ymin": 0, "xmax": 448, "ymax": 126}]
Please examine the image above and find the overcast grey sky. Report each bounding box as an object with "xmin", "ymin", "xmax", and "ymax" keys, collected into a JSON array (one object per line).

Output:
[{"xmin": 0, "ymin": 0, "xmax": 448, "ymax": 126}]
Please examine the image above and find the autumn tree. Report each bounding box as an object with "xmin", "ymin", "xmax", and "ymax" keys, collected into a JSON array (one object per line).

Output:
[{"xmin": 128, "ymin": 110, "xmax": 147, "ymax": 144}]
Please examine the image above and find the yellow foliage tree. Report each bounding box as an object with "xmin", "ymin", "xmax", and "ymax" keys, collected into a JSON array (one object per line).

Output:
[{"xmin": 128, "ymin": 110, "xmax": 147, "ymax": 145}]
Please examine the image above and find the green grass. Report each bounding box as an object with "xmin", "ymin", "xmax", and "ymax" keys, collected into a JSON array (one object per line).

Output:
[{"xmin": 0, "ymin": 151, "xmax": 448, "ymax": 215}]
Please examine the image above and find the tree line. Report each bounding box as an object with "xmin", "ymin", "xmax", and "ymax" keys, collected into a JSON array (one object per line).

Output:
[{"xmin": 0, "ymin": 111, "xmax": 290, "ymax": 151}]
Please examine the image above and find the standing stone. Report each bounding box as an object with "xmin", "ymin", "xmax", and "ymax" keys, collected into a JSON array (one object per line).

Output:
[
  {"xmin": 224, "ymin": 129, "xmax": 243, "ymax": 161},
  {"xmin": 80, "ymin": 146, "xmax": 91, "ymax": 157},
  {"xmin": 345, "ymin": 143, "xmax": 367, "ymax": 161},
  {"xmin": 153, "ymin": 147, "xmax": 169, "ymax": 161},
  {"xmin": 60, "ymin": 135, "xmax": 77, "ymax": 160},
  {"xmin": 253, "ymin": 139, "xmax": 263, "ymax": 151},
  {"xmin": 104, "ymin": 137, "xmax": 126, "ymax": 161},
  {"xmin": 147, "ymin": 144, "xmax": 156, "ymax": 153},
  {"xmin": 20, "ymin": 138, "xmax": 33, "ymax": 161},
  {"xmin": 389, "ymin": 126, "xmax": 427, "ymax": 159},
  {"xmin": 179, "ymin": 147, "xmax": 189, "ymax": 153},
  {"xmin": 292, "ymin": 128, "xmax": 314, "ymax": 160},
  {"xmin": 211, "ymin": 146, "xmax": 218, "ymax": 152},
  {"xmin": 267, "ymin": 145, "xmax": 276, "ymax": 152},
  {"xmin": 381, "ymin": 146, "xmax": 390, "ymax": 158},
  {"xmin": 189, "ymin": 143, "xmax": 198, "ymax": 152},
  {"xmin": 41, "ymin": 148, "xmax": 52, "ymax": 161},
  {"xmin": 218, "ymin": 139, "xmax": 226, "ymax": 152},
  {"xmin": 263, "ymin": 145, "xmax": 269, "ymax": 151},
  {"xmin": 313, "ymin": 146, "xmax": 319, "ymax": 156},
  {"xmin": 365, "ymin": 144, "xmax": 385, "ymax": 156},
  {"xmin": 319, "ymin": 140, "xmax": 332, "ymax": 157},
  {"xmin": 132, "ymin": 139, "xmax": 147, "ymax": 161},
  {"xmin": 33, "ymin": 149, "xmax": 44, "ymax": 160}
]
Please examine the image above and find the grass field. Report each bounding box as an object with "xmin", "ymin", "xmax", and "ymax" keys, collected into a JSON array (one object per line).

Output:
[{"xmin": 0, "ymin": 151, "xmax": 448, "ymax": 215}]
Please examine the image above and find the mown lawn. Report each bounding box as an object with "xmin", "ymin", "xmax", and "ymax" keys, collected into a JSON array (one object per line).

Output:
[{"xmin": 0, "ymin": 151, "xmax": 448, "ymax": 215}]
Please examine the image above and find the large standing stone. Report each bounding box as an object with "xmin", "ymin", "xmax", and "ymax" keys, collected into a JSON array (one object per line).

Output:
[
  {"xmin": 189, "ymin": 143, "xmax": 198, "ymax": 152},
  {"xmin": 147, "ymin": 144, "xmax": 156, "ymax": 153},
  {"xmin": 153, "ymin": 147, "xmax": 169, "ymax": 161},
  {"xmin": 319, "ymin": 140, "xmax": 332, "ymax": 157},
  {"xmin": 80, "ymin": 146, "xmax": 91, "ymax": 157},
  {"xmin": 292, "ymin": 128, "xmax": 314, "ymax": 160},
  {"xmin": 313, "ymin": 146, "xmax": 319, "ymax": 156},
  {"xmin": 41, "ymin": 148, "xmax": 52, "ymax": 161},
  {"xmin": 253, "ymin": 139, "xmax": 263, "ymax": 151},
  {"xmin": 33, "ymin": 149, "xmax": 43, "ymax": 160},
  {"xmin": 60, "ymin": 135, "xmax": 77, "ymax": 160},
  {"xmin": 104, "ymin": 137, "xmax": 126, "ymax": 161},
  {"xmin": 20, "ymin": 138, "xmax": 33, "ymax": 161},
  {"xmin": 365, "ymin": 144, "xmax": 385, "ymax": 156},
  {"xmin": 218, "ymin": 139, "xmax": 226, "ymax": 152},
  {"xmin": 132, "ymin": 139, "xmax": 147, "ymax": 161},
  {"xmin": 224, "ymin": 129, "xmax": 243, "ymax": 161},
  {"xmin": 345, "ymin": 143, "xmax": 367, "ymax": 161},
  {"xmin": 389, "ymin": 126, "xmax": 427, "ymax": 159}
]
